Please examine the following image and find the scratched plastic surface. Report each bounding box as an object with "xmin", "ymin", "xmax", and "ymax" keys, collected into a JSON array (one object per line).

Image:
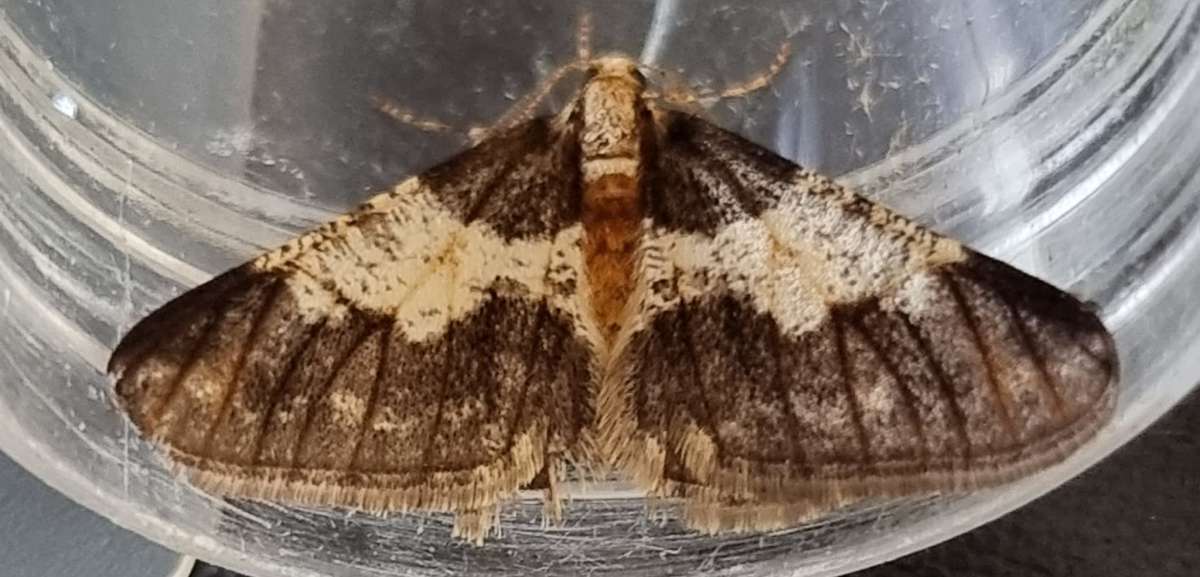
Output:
[{"xmin": 2, "ymin": 1, "xmax": 1199, "ymax": 576}]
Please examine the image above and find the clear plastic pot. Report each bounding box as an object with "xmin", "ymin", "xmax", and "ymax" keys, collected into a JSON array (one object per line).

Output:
[{"xmin": 1, "ymin": 1, "xmax": 1198, "ymax": 576}]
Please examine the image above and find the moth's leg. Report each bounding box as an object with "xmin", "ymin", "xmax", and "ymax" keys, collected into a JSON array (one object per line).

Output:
[
  {"xmin": 652, "ymin": 40, "xmax": 792, "ymax": 108},
  {"xmin": 576, "ymin": 11, "xmax": 593, "ymax": 61}
]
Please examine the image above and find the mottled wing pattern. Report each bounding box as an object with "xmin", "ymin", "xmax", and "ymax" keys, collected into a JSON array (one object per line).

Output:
[
  {"xmin": 108, "ymin": 118, "xmax": 597, "ymax": 542},
  {"xmin": 601, "ymin": 112, "xmax": 1117, "ymax": 532}
]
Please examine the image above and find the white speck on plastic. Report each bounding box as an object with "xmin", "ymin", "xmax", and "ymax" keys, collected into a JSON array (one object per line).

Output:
[
  {"xmin": 51, "ymin": 92, "xmax": 78, "ymax": 119},
  {"xmin": 205, "ymin": 126, "xmax": 255, "ymax": 158}
]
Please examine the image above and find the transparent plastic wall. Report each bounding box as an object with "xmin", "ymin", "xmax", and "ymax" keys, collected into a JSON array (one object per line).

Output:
[{"xmin": 2, "ymin": 1, "xmax": 1199, "ymax": 576}]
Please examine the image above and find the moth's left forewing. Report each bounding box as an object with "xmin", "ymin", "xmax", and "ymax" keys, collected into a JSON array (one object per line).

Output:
[
  {"xmin": 109, "ymin": 118, "xmax": 600, "ymax": 543},
  {"xmin": 603, "ymin": 112, "xmax": 1118, "ymax": 533}
]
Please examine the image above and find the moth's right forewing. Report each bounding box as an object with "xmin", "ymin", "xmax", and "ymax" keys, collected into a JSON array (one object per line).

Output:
[{"xmin": 601, "ymin": 112, "xmax": 1118, "ymax": 533}]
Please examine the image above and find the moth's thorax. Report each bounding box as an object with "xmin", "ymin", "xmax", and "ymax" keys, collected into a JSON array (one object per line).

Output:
[
  {"xmin": 578, "ymin": 58, "xmax": 647, "ymax": 344},
  {"xmin": 579, "ymin": 61, "xmax": 644, "ymax": 171}
]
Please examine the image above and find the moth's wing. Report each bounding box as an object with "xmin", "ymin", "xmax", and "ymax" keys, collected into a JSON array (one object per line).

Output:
[
  {"xmin": 108, "ymin": 118, "xmax": 598, "ymax": 542},
  {"xmin": 601, "ymin": 112, "xmax": 1118, "ymax": 532}
]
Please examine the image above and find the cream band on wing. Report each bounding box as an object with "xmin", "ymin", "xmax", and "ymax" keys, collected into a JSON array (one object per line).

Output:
[
  {"xmin": 631, "ymin": 182, "xmax": 966, "ymax": 339},
  {"xmin": 254, "ymin": 182, "xmax": 592, "ymax": 343}
]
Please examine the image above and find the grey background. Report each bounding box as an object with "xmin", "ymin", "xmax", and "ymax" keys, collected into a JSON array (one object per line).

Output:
[{"xmin": 0, "ymin": 451, "xmax": 186, "ymax": 577}]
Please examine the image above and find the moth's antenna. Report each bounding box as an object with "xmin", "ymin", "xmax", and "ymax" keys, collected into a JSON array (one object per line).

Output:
[
  {"xmin": 369, "ymin": 94, "xmax": 454, "ymax": 133},
  {"xmin": 577, "ymin": 11, "xmax": 593, "ymax": 61},
  {"xmin": 706, "ymin": 40, "xmax": 792, "ymax": 100},
  {"xmin": 477, "ymin": 61, "xmax": 586, "ymax": 142},
  {"xmin": 474, "ymin": 11, "xmax": 594, "ymax": 142},
  {"xmin": 370, "ymin": 13, "xmax": 596, "ymax": 144},
  {"xmin": 651, "ymin": 38, "xmax": 793, "ymax": 107}
]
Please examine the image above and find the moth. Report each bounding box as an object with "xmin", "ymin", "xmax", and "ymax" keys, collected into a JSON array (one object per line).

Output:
[{"xmin": 108, "ymin": 52, "xmax": 1117, "ymax": 544}]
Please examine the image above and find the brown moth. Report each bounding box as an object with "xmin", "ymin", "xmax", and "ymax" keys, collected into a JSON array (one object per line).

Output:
[{"xmin": 108, "ymin": 56, "xmax": 1117, "ymax": 544}]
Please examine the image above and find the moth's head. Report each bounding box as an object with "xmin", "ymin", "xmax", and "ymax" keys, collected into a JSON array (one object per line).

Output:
[{"xmin": 584, "ymin": 57, "xmax": 646, "ymax": 89}]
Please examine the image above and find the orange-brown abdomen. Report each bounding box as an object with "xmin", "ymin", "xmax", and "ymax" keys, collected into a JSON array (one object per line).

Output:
[{"xmin": 583, "ymin": 172, "xmax": 642, "ymax": 342}]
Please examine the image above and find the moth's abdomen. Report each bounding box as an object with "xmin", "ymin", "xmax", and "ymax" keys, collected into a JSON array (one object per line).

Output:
[{"xmin": 582, "ymin": 170, "xmax": 643, "ymax": 342}]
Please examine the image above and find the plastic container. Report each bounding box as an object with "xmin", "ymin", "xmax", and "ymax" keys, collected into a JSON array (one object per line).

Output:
[{"xmin": 2, "ymin": 1, "xmax": 1198, "ymax": 576}]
